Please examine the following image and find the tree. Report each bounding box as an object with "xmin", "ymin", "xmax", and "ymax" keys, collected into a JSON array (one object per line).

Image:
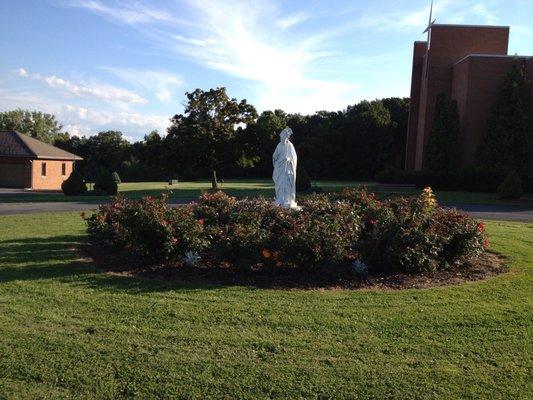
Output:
[
  {"xmin": 0, "ymin": 109, "xmax": 64, "ymax": 143},
  {"xmin": 382, "ymin": 97, "xmax": 410, "ymax": 168},
  {"xmin": 424, "ymin": 93, "xmax": 460, "ymax": 171},
  {"xmin": 343, "ymin": 100, "xmax": 393, "ymax": 179},
  {"xmin": 497, "ymin": 170, "xmax": 523, "ymax": 199},
  {"xmin": 167, "ymin": 87, "xmax": 257, "ymax": 188},
  {"xmin": 61, "ymin": 169, "xmax": 87, "ymax": 196},
  {"xmin": 94, "ymin": 171, "xmax": 118, "ymax": 195},
  {"xmin": 478, "ymin": 58, "xmax": 532, "ymax": 173},
  {"xmin": 235, "ymin": 110, "xmax": 287, "ymax": 176},
  {"xmin": 84, "ymin": 131, "xmax": 132, "ymax": 178}
]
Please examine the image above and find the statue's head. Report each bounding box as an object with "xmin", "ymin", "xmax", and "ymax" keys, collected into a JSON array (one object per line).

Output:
[{"xmin": 280, "ymin": 127, "xmax": 293, "ymax": 142}]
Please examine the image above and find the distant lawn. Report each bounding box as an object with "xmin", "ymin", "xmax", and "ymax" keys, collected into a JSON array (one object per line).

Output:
[
  {"xmin": 0, "ymin": 212, "xmax": 531, "ymax": 398},
  {"xmin": 1, "ymin": 179, "xmax": 531, "ymax": 206}
]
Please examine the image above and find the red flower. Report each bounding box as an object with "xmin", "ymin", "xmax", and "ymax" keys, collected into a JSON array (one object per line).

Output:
[
  {"xmin": 368, "ymin": 219, "xmax": 378, "ymax": 226},
  {"xmin": 483, "ymin": 239, "xmax": 490, "ymax": 248},
  {"xmin": 369, "ymin": 192, "xmax": 376, "ymax": 200},
  {"xmin": 477, "ymin": 222, "xmax": 485, "ymax": 231}
]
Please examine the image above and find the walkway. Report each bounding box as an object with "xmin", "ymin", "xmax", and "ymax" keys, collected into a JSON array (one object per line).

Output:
[{"xmin": 0, "ymin": 200, "xmax": 531, "ymax": 222}]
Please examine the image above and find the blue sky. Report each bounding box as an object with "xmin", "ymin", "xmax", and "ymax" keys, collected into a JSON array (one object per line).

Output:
[{"xmin": 1, "ymin": 0, "xmax": 532, "ymax": 140}]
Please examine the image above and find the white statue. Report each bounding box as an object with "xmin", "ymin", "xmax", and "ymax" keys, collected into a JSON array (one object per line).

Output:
[{"xmin": 272, "ymin": 127, "xmax": 299, "ymax": 209}]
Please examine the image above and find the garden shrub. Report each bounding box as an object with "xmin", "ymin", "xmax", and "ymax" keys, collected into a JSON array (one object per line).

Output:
[
  {"xmin": 86, "ymin": 195, "xmax": 207, "ymax": 265},
  {"xmin": 296, "ymin": 165, "xmax": 311, "ymax": 192},
  {"xmin": 61, "ymin": 170, "xmax": 87, "ymax": 196},
  {"xmin": 497, "ymin": 170, "xmax": 523, "ymax": 199},
  {"xmin": 356, "ymin": 189, "xmax": 486, "ymax": 273},
  {"xmin": 86, "ymin": 188, "xmax": 487, "ymax": 275},
  {"xmin": 94, "ymin": 172, "xmax": 118, "ymax": 195}
]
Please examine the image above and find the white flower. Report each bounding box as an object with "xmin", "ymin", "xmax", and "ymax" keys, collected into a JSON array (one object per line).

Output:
[
  {"xmin": 184, "ymin": 251, "xmax": 200, "ymax": 267},
  {"xmin": 351, "ymin": 259, "xmax": 368, "ymax": 275}
]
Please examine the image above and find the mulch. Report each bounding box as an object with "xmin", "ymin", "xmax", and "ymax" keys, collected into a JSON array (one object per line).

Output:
[{"xmin": 85, "ymin": 245, "xmax": 507, "ymax": 290}]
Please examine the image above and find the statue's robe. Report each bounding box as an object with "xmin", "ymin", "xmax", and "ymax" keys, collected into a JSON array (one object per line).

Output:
[{"xmin": 272, "ymin": 139, "xmax": 298, "ymax": 208}]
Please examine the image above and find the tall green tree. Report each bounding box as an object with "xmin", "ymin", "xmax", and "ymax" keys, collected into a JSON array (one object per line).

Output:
[
  {"xmin": 382, "ymin": 97, "xmax": 410, "ymax": 168},
  {"xmin": 424, "ymin": 93, "xmax": 460, "ymax": 171},
  {"xmin": 235, "ymin": 110, "xmax": 287, "ymax": 175},
  {"xmin": 477, "ymin": 58, "xmax": 532, "ymax": 173},
  {"xmin": 167, "ymin": 87, "xmax": 257, "ymax": 188},
  {"xmin": 0, "ymin": 109, "xmax": 65, "ymax": 143}
]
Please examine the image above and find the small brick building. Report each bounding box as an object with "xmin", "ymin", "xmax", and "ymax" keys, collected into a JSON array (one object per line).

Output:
[
  {"xmin": 0, "ymin": 130, "xmax": 82, "ymax": 190},
  {"xmin": 405, "ymin": 24, "xmax": 533, "ymax": 170}
]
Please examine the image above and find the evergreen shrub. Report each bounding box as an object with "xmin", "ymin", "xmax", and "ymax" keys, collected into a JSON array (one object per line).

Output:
[{"xmin": 61, "ymin": 170, "xmax": 87, "ymax": 196}]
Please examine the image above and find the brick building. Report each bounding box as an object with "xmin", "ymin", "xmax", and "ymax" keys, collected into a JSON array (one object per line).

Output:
[
  {"xmin": 405, "ymin": 24, "xmax": 533, "ymax": 170},
  {"xmin": 0, "ymin": 130, "xmax": 82, "ymax": 190}
]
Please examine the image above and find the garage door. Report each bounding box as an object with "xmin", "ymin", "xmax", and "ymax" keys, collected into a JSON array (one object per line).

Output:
[{"xmin": 0, "ymin": 163, "xmax": 30, "ymax": 188}]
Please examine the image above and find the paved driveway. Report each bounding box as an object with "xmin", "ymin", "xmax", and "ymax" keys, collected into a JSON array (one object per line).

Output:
[
  {"xmin": 0, "ymin": 188, "xmax": 61, "ymax": 195},
  {"xmin": 444, "ymin": 203, "xmax": 533, "ymax": 223},
  {"xmin": 0, "ymin": 200, "xmax": 531, "ymax": 222}
]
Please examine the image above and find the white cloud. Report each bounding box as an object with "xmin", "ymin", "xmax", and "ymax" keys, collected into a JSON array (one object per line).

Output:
[
  {"xmin": 19, "ymin": 68, "xmax": 148, "ymax": 105},
  {"xmin": 63, "ymin": 123, "xmax": 86, "ymax": 137},
  {"xmin": 62, "ymin": 104, "xmax": 169, "ymax": 133},
  {"xmin": 0, "ymin": 88, "xmax": 168, "ymax": 138},
  {"xmin": 66, "ymin": 0, "xmax": 173, "ymax": 24},
  {"xmin": 353, "ymin": 0, "xmax": 499, "ymax": 31},
  {"xmin": 63, "ymin": 0, "xmax": 360, "ymax": 113},
  {"xmin": 171, "ymin": 34, "xmax": 218, "ymax": 47},
  {"xmin": 471, "ymin": 3, "xmax": 498, "ymax": 25},
  {"xmin": 355, "ymin": 0, "xmax": 454, "ymax": 30},
  {"xmin": 102, "ymin": 67, "xmax": 184, "ymax": 102},
  {"xmin": 276, "ymin": 12, "xmax": 310, "ymax": 30},
  {"xmin": 143, "ymin": 0, "xmax": 359, "ymax": 113}
]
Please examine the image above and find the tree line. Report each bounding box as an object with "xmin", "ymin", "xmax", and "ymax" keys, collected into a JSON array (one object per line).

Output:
[
  {"xmin": 2, "ymin": 58, "xmax": 528, "ymax": 187},
  {"xmin": 0, "ymin": 92, "xmax": 409, "ymax": 183}
]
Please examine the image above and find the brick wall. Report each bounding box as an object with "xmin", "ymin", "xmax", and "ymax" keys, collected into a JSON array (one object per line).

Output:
[
  {"xmin": 456, "ymin": 56, "xmax": 519, "ymax": 166},
  {"xmin": 405, "ymin": 41, "xmax": 427, "ymax": 170},
  {"xmin": 407, "ymin": 24, "xmax": 511, "ymax": 170},
  {"xmin": 31, "ymin": 159, "xmax": 74, "ymax": 190}
]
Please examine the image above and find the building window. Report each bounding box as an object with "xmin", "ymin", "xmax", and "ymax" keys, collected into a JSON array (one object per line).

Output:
[
  {"xmin": 62, "ymin": 163, "xmax": 66, "ymax": 176},
  {"xmin": 41, "ymin": 162, "xmax": 47, "ymax": 177}
]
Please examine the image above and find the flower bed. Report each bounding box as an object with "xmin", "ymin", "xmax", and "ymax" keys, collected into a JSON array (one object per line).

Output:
[{"xmin": 85, "ymin": 187, "xmax": 489, "ymax": 281}]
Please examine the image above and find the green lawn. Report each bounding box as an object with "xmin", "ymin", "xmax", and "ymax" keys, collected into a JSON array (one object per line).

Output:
[
  {"xmin": 1, "ymin": 179, "xmax": 531, "ymax": 206},
  {"xmin": 0, "ymin": 180, "xmax": 366, "ymax": 203},
  {"xmin": 0, "ymin": 213, "xmax": 531, "ymax": 399}
]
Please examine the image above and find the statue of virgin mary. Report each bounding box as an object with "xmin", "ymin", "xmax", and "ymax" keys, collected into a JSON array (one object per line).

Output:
[{"xmin": 272, "ymin": 127, "xmax": 299, "ymax": 209}]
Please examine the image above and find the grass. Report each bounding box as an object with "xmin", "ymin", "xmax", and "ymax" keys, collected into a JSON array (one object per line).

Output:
[
  {"xmin": 0, "ymin": 212, "xmax": 531, "ymax": 399},
  {"xmin": 1, "ymin": 179, "xmax": 531, "ymax": 206},
  {"xmin": 0, "ymin": 180, "xmax": 366, "ymax": 203}
]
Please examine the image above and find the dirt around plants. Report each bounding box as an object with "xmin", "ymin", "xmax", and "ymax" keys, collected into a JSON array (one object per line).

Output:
[{"xmin": 85, "ymin": 245, "xmax": 507, "ymax": 290}]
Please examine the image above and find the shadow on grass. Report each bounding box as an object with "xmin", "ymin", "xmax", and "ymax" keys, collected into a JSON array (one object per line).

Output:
[
  {"xmin": 0, "ymin": 235, "xmax": 222, "ymax": 292},
  {"xmin": 0, "ymin": 235, "xmax": 98, "ymax": 283},
  {"xmin": 1, "ymin": 232, "xmax": 505, "ymax": 293},
  {"xmin": 0, "ymin": 233, "xmax": 354, "ymax": 292}
]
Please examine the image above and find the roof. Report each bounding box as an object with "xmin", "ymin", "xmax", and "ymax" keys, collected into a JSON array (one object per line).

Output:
[
  {"xmin": 0, "ymin": 130, "xmax": 83, "ymax": 160},
  {"xmin": 432, "ymin": 23, "xmax": 509, "ymax": 30},
  {"xmin": 454, "ymin": 54, "xmax": 532, "ymax": 67}
]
